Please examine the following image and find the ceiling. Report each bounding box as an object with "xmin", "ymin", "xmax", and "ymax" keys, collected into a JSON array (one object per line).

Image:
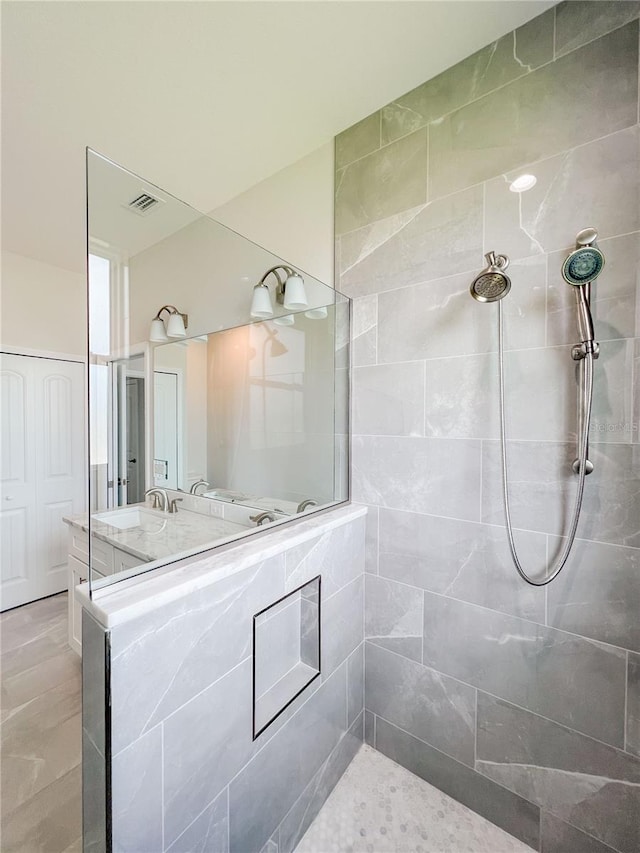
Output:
[{"xmin": 1, "ymin": 0, "xmax": 553, "ymax": 274}]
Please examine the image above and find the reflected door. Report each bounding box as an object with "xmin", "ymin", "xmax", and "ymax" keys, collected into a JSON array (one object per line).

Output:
[
  {"xmin": 154, "ymin": 371, "xmax": 178, "ymax": 489},
  {"xmin": 0, "ymin": 353, "xmax": 85, "ymax": 610}
]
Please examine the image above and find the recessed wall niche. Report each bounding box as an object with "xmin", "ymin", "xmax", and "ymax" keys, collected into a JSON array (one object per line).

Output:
[{"xmin": 253, "ymin": 575, "xmax": 321, "ymax": 738}]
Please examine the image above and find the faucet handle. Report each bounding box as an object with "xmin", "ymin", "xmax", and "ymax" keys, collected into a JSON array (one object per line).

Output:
[
  {"xmin": 169, "ymin": 498, "xmax": 183, "ymax": 514},
  {"xmin": 147, "ymin": 492, "xmax": 161, "ymax": 509}
]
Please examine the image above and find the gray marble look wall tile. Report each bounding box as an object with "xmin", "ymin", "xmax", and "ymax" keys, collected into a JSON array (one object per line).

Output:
[
  {"xmin": 422, "ymin": 592, "xmax": 627, "ymax": 746},
  {"xmin": 365, "ymin": 641, "xmax": 475, "ymax": 766},
  {"xmin": 540, "ymin": 811, "xmax": 620, "ymax": 853},
  {"xmin": 352, "ymin": 361, "xmax": 425, "ymax": 437},
  {"xmin": 484, "ymin": 126, "xmax": 640, "ymax": 262},
  {"xmin": 322, "ymin": 575, "xmax": 363, "ymax": 677},
  {"xmin": 351, "ymin": 295, "xmax": 377, "ymax": 367},
  {"xmin": 628, "ymin": 653, "xmax": 640, "ymax": 757},
  {"xmin": 335, "ymin": 129, "xmax": 427, "ymax": 235},
  {"xmin": 111, "ymin": 726, "xmax": 163, "ymax": 853},
  {"xmin": 376, "ymin": 271, "xmax": 492, "ymax": 365},
  {"xmin": 278, "ymin": 714, "xmax": 363, "ymax": 853},
  {"xmin": 634, "ymin": 339, "xmax": 640, "ymax": 447},
  {"xmin": 163, "ymin": 659, "xmax": 253, "ymax": 848},
  {"xmin": 364, "ymin": 709, "xmax": 375, "ymax": 746},
  {"xmin": 364, "ymin": 504, "xmax": 378, "ymax": 574},
  {"xmin": 352, "ymin": 435, "xmax": 482, "ymax": 521},
  {"xmin": 547, "ymin": 232, "xmax": 640, "ymax": 348},
  {"xmin": 547, "ymin": 538, "xmax": 640, "ymax": 652},
  {"xmin": 481, "ymin": 440, "xmax": 640, "ymax": 547},
  {"xmin": 338, "ymin": 186, "xmax": 483, "ymax": 299},
  {"xmin": 335, "ymin": 112, "xmax": 381, "ymax": 171},
  {"xmin": 381, "ymin": 9, "xmax": 555, "ymax": 145},
  {"xmin": 375, "ymin": 716, "xmax": 540, "ymax": 850},
  {"xmin": 429, "ymin": 23, "xmax": 638, "ymax": 200},
  {"xmin": 166, "ymin": 788, "xmax": 228, "ymax": 853},
  {"xmin": 228, "ymin": 664, "xmax": 347, "ymax": 853},
  {"xmin": 555, "ymin": 1, "xmax": 640, "ymax": 57},
  {"xmin": 285, "ymin": 516, "xmax": 364, "ymax": 596},
  {"xmin": 347, "ymin": 644, "xmax": 364, "ymax": 728},
  {"xmin": 365, "ymin": 575, "xmax": 423, "ymax": 663},
  {"xmin": 378, "ymin": 509, "xmax": 546, "ymax": 623},
  {"xmin": 476, "ymin": 694, "xmax": 640, "ymax": 853},
  {"xmin": 110, "ymin": 556, "xmax": 286, "ymax": 755},
  {"xmin": 500, "ymin": 341, "xmax": 633, "ymax": 445},
  {"xmin": 425, "ymin": 352, "xmax": 499, "ymax": 440}
]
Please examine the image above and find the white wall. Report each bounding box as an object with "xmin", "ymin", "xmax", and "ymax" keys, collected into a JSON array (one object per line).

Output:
[
  {"xmin": 1, "ymin": 250, "xmax": 85, "ymax": 356},
  {"xmin": 213, "ymin": 142, "xmax": 335, "ymax": 286}
]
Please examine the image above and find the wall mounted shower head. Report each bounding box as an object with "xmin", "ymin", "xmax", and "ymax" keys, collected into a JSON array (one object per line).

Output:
[
  {"xmin": 470, "ymin": 251, "xmax": 511, "ymax": 302},
  {"xmin": 561, "ymin": 228, "xmax": 605, "ymax": 286}
]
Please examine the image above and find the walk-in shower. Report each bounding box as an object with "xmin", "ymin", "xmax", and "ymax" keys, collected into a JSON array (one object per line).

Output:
[{"xmin": 471, "ymin": 230, "xmax": 604, "ymax": 586}]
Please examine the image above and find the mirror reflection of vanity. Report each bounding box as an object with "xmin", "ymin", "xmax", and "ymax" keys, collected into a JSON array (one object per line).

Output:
[{"xmin": 64, "ymin": 149, "xmax": 349, "ymax": 641}]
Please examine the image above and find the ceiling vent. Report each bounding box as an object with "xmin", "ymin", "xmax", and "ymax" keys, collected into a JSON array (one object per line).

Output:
[{"xmin": 125, "ymin": 192, "xmax": 164, "ymax": 216}]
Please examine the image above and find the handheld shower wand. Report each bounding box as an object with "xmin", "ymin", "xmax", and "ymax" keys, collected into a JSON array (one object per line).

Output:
[
  {"xmin": 469, "ymin": 231, "xmax": 604, "ymax": 585},
  {"xmin": 562, "ymin": 227, "xmax": 603, "ymax": 476}
]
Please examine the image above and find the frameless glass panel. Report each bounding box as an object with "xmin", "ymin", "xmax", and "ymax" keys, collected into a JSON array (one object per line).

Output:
[{"xmin": 85, "ymin": 150, "xmax": 349, "ymax": 592}]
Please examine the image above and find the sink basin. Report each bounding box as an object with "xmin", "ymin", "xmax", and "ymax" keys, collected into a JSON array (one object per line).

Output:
[{"xmin": 92, "ymin": 507, "xmax": 167, "ymax": 531}]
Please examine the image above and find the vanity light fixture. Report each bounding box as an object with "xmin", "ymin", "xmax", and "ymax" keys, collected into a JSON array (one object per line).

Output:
[
  {"xmin": 149, "ymin": 305, "xmax": 188, "ymax": 342},
  {"xmin": 273, "ymin": 314, "xmax": 295, "ymax": 326},
  {"xmin": 250, "ymin": 265, "xmax": 308, "ymax": 319},
  {"xmin": 305, "ymin": 306, "xmax": 328, "ymax": 320}
]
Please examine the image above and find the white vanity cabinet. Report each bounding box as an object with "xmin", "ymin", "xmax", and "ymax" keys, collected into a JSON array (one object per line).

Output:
[{"xmin": 66, "ymin": 526, "xmax": 141, "ymax": 655}]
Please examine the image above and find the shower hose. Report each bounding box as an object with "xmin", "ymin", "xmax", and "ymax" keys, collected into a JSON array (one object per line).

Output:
[{"xmin": 498, "ymin": 301, "xmax": 594, "ymax": 586}]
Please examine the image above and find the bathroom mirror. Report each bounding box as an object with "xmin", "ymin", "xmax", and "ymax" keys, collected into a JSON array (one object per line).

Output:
[{"xmin": 83, "ymin": 150, "xmax": 349, "ymax": 592}]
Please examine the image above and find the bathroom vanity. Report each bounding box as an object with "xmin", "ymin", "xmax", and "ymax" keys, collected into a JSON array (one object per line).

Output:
[{"xmin": 63, "ymin": 497, "xmax": 271, "ymax": 653}]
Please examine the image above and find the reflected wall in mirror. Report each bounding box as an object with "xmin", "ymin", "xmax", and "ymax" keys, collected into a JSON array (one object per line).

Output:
[{"xmin": 81, "ymin": 150, "xmax": 350, "ymax": 594}]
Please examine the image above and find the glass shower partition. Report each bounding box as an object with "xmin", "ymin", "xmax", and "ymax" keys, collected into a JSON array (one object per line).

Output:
[{"xmin": 86, "ymin": 149, "xmax": 350, "ymax": 594}]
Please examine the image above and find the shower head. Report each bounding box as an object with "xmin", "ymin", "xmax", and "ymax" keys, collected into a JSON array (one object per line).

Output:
[
  {"xmin": 562, "ymin": 228, "xmax": 605, "ymax": 286},
  {"xmin": 470, "ymin": 251, "xmax": 511, "ymax": 303}
]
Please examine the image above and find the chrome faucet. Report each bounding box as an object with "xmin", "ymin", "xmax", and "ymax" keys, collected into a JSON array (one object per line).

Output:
[
  {"xmin": 190, "ymin": 479, "xmax": 210, "ymax": 495},
  {"xmin": 168, "ymin": 497, "xmax": 183, "ymax": 514},
  {"xmin": 250, "ymin": 511, "xmax": 278, "ymax": 526},
  {"xmin": 145, "ymin": 488, "xmax": 168, "ymax": 512},
  {"xmin": 297, "ymin": 499, "xmax": 318, "ymax": 513}
]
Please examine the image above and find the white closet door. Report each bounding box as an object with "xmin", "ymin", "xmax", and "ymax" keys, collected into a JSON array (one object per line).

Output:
[{"xmin": 0, "ymin": 353, "xmax": 85, "ymax": 611}]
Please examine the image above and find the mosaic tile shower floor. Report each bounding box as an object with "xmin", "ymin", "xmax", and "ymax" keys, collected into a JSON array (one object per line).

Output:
[{"xmin": 295, "ymin": 744, "xmax": 532, "ymax": 853}]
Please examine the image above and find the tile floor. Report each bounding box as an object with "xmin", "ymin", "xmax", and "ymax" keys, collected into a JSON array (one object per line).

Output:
[
  {"xmin": 296, "ymin": 745, "xmax": 533, "ymax": 853},
  {"xmin": 0, "ymin": 593, "xmax": 82, "ymax": 852}
]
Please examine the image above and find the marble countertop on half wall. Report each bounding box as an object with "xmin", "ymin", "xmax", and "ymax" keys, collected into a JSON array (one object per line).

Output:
[
  {"xmin": 77, "ymin": 503, "xmax": 366, "ymax": 629},
  {"xmin": 63, "ymin": 504, "xmax": 249, "ymax": 563}
]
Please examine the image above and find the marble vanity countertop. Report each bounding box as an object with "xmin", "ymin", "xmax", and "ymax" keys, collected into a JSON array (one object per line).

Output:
[
  {"xmin": 63, "ymin": 505, "xmax": 248, "ymax": 563},
  {"xmin": 79, "ymin": 502, "xmax": 365, "ymax": 629}
]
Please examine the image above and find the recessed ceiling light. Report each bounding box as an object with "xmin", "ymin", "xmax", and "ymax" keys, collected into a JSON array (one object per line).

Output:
[{"xmin": 509, "ymin": 174, "xmax": 537, "ymax": 193}]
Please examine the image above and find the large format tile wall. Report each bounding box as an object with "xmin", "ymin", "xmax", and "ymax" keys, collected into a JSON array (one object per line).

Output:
[
  {"xmin": 335, "ymin": 3, "xmax": 640, "ymax": 853},
  {"xmin": 88, "ymin": 510, "xmax": 365, "ymax": 853}
]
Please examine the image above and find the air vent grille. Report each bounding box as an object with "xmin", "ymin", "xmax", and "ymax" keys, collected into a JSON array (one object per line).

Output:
[{"xmin": 126, "ymin": 192, "xmax": 164, "ymax": 216}]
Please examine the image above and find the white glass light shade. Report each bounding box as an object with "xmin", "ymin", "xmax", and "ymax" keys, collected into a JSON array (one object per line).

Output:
[
  {"xmin": 509, "ymin": 174, "xmax": 537, "ymax": 193},
  {"xmin": 166, "ymin": 312, "xmax": 187, "ymax": 337},
  {"xmin": 274, "ymin": 314, "xmax": 295, "ymax": 326},
  {"xmin": 150, "ymin": 317, "xmax": 169, "ymax": 342},
  {"xmin": 283, "ymin": 273, "xmax": 307, "ymax": 310},
  {"xmin": 251, "ymin": 283, "xmax": 274, "ymax": 318},
  {"xmin": 304, "ymin": 306, "xmax": 328, "ymax": 320}
]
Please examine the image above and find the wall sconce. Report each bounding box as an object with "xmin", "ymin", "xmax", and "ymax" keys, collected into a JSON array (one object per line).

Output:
[
  {"xmin": 149, "ymin": 305, "xmax": 188, "ymax": 342},
  {"xmin": 250, "ymin": 265, "xmax": 307, "ymax": 319}
]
